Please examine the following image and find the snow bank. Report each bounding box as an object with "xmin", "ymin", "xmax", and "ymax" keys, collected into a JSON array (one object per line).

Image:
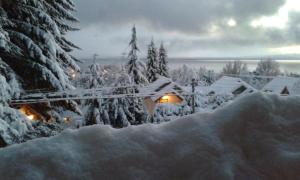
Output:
[{"xmin": 1, "ymin": 93, "xmax": 300, "ymax": 180}]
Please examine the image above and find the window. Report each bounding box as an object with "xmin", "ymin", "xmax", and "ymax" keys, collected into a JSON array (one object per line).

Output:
[
  {"xmin": 233, "ymin": 85, "xmax": 247, "ymax": 95},
  {"xmin": 281, "ymin": 86, "xmax": 290, "ymax": 95},
  {"xmin": 159, "ymin": 95, "xmax": 170, "ymax": 103}
]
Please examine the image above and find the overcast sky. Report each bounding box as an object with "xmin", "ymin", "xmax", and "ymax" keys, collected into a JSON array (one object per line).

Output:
[{"xmin": 68, "ymin": 0, "xmax": 300, "ymax": 58}]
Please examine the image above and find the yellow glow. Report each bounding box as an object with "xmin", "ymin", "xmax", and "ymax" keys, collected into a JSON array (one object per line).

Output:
[
  {"xmin": 27, "ymin": 115, "xmax": 34, "ymax": 120},
  {"xmin": 63, "ymin": 117, "xmax": 71, "ymax": 123},
  {"xmin": 227, "ymin": 19, "xmax": 237, "ymax": 27},
  {"xmin": 159, "ymin": 95, "xmax": 170, "ymax": 103},
  {"xmin": 19, "ymin": 106, "xmax": 36, "ymax": 121},
  {"xmin": 72, "ymin": 73, "xmax": 76, "ymax": 78},
  {"xmin": 162, "ymin": 95, "xmax": 170, "ymax": 100}
]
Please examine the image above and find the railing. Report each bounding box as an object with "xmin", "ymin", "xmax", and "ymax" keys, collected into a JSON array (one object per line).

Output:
[{"xmin": 11, "ymin": 74, "xmax": 298, "ymax": 105}]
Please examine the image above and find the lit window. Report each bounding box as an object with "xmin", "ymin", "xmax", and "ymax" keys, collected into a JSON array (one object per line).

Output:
[
  {"xmin": 64, "ymin": 117, "xmax": 71, "ymax": 123},
  {"xmin": 27, "ymin": 115, "xmax": 34, "ymax": 120},
  {"xmin": 159, "ymin": 95, "xmax": 169, "ymax": 103},
  {"xmin": 19, "ymin": 106, "xmax": 35, "ymax": 121}
]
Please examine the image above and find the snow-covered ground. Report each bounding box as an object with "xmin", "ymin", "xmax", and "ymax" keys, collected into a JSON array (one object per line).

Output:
[{"xmin": 1, "ymin": 93, "xmax": 300, "ymax": 180}]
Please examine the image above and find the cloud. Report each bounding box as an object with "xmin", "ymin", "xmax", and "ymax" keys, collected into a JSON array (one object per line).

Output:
[
  {"xmin": 286, "ymin": 12, "xmax": 300, "ymax": 43},
  {"xmin": 70, "ymin": 0, "xmax": 300, "ymax": 57},
  {"xmin": 74, "ymin": 0, "xmax": 285, "ymax": 34}
]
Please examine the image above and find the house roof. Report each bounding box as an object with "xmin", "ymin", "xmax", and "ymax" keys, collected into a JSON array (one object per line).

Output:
[
  {"xmin": 262, "ymin": 77, "xmax": 300, "ymax": 95},
  {"xmin": 208, "ymin": 76, "xmax": 256, "ymax": 95},
  {"xmin": 140, "ymin": 76, "xmax": 185, "ymax": 101}
]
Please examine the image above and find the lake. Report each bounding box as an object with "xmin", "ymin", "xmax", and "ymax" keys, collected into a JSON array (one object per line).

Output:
[{"xmin": 79, "ymin": 58, "xmax": 300, "ymax": 74}]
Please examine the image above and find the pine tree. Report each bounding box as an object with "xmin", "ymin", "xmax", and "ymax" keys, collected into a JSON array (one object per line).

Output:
[
  {"xmin": 0, "ymin": 58, "xmax": 32, "ymax": 147},
  {"xmin": 126, "ymin": 26, "xmax": 148, "ymax": 85},
  {"xmin": 88, "ymin": 61, "xmax": 103, "ymax": 89},
  {"xmin": 124, "ymin": 26, "xmax": 148, "ymax": 125},
  {"xmin": 158, "ymin": 42, "xmax": 169, "ymax": 77},
  {"xmin": 0, "ymin": 7, "xmax": 33, "ymax": 146},
  {"xmin": 1, "ymin": 0, "xmax": 81, "ymax": 120},
  {"xmin": 109, "ymin": 68, "xmax": 133, "ymax": 128},
  {"xmin": 84, "ymin": 61, "xmax": 108, "ymax": 126},
  {"xmin": 146, "ymin": 39, "xmax": 159, "ymax": 83},
  {"xmin": 0, "ymin": 7, "xmax": 19, "ymax": 55},
  {"xmin": 0, "ymin": 1, "xmax": 82, "ymax": 145}
]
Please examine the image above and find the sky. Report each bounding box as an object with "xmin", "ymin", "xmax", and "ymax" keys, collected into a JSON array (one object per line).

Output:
[{"xmin": 68, "ymin": 0, "xmax": 300, "ymax": 58}]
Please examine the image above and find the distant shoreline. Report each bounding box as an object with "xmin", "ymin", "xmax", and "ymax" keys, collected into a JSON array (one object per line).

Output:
[
  {"xmin": 79, "ymin": 57, "xmax": 300, "ymax": 62},
  {"xmin": 78, "ymin": 58, "xmax": 300, "ymax": 74}
]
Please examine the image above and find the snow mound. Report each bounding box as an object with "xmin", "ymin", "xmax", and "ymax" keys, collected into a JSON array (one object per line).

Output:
[{"xmin": 1, "ymin": 93, "xmax": 300, "ymax": 180}]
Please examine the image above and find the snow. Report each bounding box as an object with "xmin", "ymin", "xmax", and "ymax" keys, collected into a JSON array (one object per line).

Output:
[
  {"xmin": 1, "ymin": 93, "xmax": 300, "ymax": 179},
  {"xmin": 139, "ymin": 76, "xmax": 185, "ymax": 101},
  {"xmin": 0, "ymin": 59, "xmax": 32, "ymax": 145},
  {"xmin": 208, "ymin": 76, "xmax": 256, "ymax": 95},
  {"xmin": 262, "ymin": 76, "xmax": 300, "ymax": 95}
]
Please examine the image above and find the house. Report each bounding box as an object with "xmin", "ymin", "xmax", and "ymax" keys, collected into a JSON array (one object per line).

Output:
[
  {"xmin": 18, "ymin": 104, "xmax": 47, "ymax": 122},
  {"xmin": 140, "ymin": 76, "xmax": 186, "ymax": 114},
  {"xmin": 208, "ymin": 76, "xmax": 256, "ymax": 96},
  {"xmin": 262, "ymin": 77, "xmax": 300, "ymax": 95}
]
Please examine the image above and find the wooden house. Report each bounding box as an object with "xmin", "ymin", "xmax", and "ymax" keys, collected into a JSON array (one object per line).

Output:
[{"xmin": 140, "ymin": 76, "xmax": 186, "ymax": 114}]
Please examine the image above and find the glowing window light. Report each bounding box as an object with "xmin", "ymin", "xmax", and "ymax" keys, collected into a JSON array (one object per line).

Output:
[
  {"xmin": 159, "ymin": 95, "xmax": 170, "ymax": 103},
  {"xmin": 19, "ymin": 107, "xmax": 35, "ymax": 121},
  {"xmin": 27, "ymin": 115, "xmax": 34, "ymax": 120},
  {"xmin": 63, "ymin": 117, "xmax": 71, "ymax": 123}
]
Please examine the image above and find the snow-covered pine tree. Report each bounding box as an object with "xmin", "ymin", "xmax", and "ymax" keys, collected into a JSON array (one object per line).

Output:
[
  {"xmin": 126, "ymin": 26, "xmax": 148, "ymax": 85},
  {"xmin": 0, "ymin": 8, "xmax": 32, "ymax": 147},
  {"xmin": 0, "ymin": 58, "xmax": 32, "ymax": 147},
  {"xmin": 124, "ymin": 26, "xmax": 148, "ymax": 125},
  {"xmin": 146, "ymin": 39, "xmax": 159, "ymax": 83},
  {"xmin": 88, "ymin": 61, "xmax": 103, "ymax": 89},
  {"xmin": 158, "ymin": 42, "xmax": 169, "ymax": 78},
  {"xmin": 84, "ymin": 61, "xmax": 110, "ymax": 126},
  {"xmin": 108, "ymin": 68, "xmax": 132, "ymax": 128},
  {"xmin": 1, "ymin": 0, "xmax": 81, "ymax": 120},
  {"xmin": 0, "ymin": 7, "xmax": 20, "ymax": 55}
]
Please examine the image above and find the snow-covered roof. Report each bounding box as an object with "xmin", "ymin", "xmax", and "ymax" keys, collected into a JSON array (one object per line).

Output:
[
  {"xmin": 262, "ymin": 77, "xmax": 300, "ymax": 95},
  {"xmin": 140, "ymin": 76, "xmax": 185, "ymax": 101},
  {"xmin": 208, "ymin": 76, "xmax": 256, "ymax": 96}
]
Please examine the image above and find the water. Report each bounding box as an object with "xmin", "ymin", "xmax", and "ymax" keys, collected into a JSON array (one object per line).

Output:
[
  {"xmin": 169, "ymin": 59, "xmax": 300, "ymax": 74},
  {"xmin": 79, "ymin": 58, "xmax": 300, "ymax": 74}
]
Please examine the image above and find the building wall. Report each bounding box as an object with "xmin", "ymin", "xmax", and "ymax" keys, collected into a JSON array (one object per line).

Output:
[{"xmin": 144, "ymin": 98, "xmax": 156, "ymax": 115}]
